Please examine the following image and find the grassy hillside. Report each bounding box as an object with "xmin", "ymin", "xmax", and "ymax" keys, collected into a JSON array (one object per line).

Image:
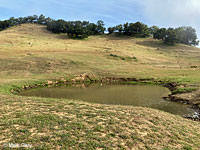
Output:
[
  {"xmin": 1, "ymin": 24, "xmax": 200, "ymax": 85},
  {"xmin": 0, "ymin": 24, "xmax": 200, "ymax": 149}
]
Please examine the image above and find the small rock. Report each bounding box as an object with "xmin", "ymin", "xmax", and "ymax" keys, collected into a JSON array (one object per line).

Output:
[{"xmin": 47, "ymin": 81, "xmax": 53, "ymax": 85}]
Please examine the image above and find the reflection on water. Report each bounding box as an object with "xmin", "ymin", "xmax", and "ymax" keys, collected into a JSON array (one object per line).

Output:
[{"xmin": 19, "ymin": 84, "xmax": 195, "ymax": 116}]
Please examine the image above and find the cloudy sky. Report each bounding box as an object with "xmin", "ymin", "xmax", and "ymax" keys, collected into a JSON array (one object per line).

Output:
[{"xmin": 0, "ymin": 0, "xmax": 199, "ymax": 38}]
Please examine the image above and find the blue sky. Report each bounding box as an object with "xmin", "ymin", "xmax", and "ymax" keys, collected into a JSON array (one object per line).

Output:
[
  {"xmin": 0, "ymin": 0, "xmax": 147, "ymax": 26},
  {"xmin": 0, "ymin": 0, "xmax": 200, "ymax": 38}
]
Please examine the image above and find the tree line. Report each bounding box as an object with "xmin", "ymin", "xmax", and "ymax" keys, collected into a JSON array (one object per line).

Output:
[
  {"xmin": 109, "ymin": 23, "xmax": 199, "ymax": 46},
  {"xmin": 0, "ymin": 14, "xmax": 198, "ymax": 46},
  {"xmin": 46, "ymin": 20, "xmax": 105, "ymax": 38},
  {"xmin": 0, "ymin": 15, "xmax": 105, "ymax": 39}
]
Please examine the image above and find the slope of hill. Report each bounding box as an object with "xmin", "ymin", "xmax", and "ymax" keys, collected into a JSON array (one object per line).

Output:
[
  {"xmin": 1, "ymin": 24, "xmax": 200, "ymax": 85},
  {"xmin": 0, "ymin": 24, "xmax": 200, "ymax": 149}
]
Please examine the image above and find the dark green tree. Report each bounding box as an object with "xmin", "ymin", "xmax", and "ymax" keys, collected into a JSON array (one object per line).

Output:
[
  {"xmin": 66, "ymin": 21, "xmax": 90, "ymax": 39},
  {"xmin": 123, "ymin": 22, "xmax": 129, "ymax": 35},
  {"xmin": 131, "ymin": 22, "xmax": 150, "ymax": 37},
  {"xmin": 47, "ymin": 19, "xmax": 67, "ymax": 33},
  {"xmin": 0, "ymin": 20, "xmax": 10, "ymax": 30},
  {"xmin": 122, "ymin": 22, "xmax": 150, "ymax": 37},
  {"xmin": 108, "ymin": 27, "xmax": 115, "ymax": 34},
  {"xmin": 163, "ymin": 28, "xmax": 177, "ymax": 45},
  {"xmin": 38, "ymin": 14, "xmax": 46, "ymax": 25},
  {"xmin": 115, "ymin": 24, "xmax": 123, "ymax": 34},
  {"xmin": 149, "ymin": 25, "xmax": 159, "ymax": 35},
  {"xmin": 96, "ymin": 20, "xmax": 105, "ymax": 34},
  {"xmin": 153, "ymin": 28, "xmax": 167, "ymax": 40},
  {"xmin": 87, "ymin": 23, "xmax": 98, "ymax": 35}
]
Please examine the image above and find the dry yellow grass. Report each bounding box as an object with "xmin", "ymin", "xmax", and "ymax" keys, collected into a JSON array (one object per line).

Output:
[
  {"xmin": 1, "ymin": 24, "xmax": 200, "ymax": 85},
  {"xmin": 0, "ymin": 24, "xmax": 200, "ymax": 149}
]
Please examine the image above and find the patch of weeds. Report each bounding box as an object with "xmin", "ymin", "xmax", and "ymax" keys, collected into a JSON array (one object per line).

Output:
[
  {"xmin": 76, "ymin": 113, "xmax": 83, "ymax": 118},
  {"xmin": 118, "ymin": 134, "xmax": 128, "ymax": 139},
  {"xmin": 109, "ymin": 54, "xmax": 138, "ymax": 61},
  {"xmin": 68, "ymin": 102, "xmax": 76, "ymax": 106},
  {"xmin": 57, "ymin": 105, "xmax": 65, "ymax": 109},
  {"xmin": 162, "ymin": 147, "xmax": 173, "ymax": 150},
  {"xmin": 108, "ymin": 133, "xmax": 116, "ymax": 137},
  {"xmin": 0, "ymin": 84, "xmax": 16, "ymax": 94},
  {"xmin": 132, "ymin": 56, "xmax": 138, "ymax": 61},
  {"xmin": 93, "ymin": 125, "xmax": 104, "ymax": 132},
  {"xmin": 71, "ymin": 122, "xmax": 85, "ymax": 130},
  {"xmin": 36, "ymin": 145, "xmax": 53, "ymax": 150},
  {"xmin": 40, "ymin": 136, "xmax": 51, "ymax": 142},
  {"xmin": 126, "ymin": 141, "xmax": 135, "ymax": 148},
  {"xmin": 131, "ymin": 133, "xmax": 142, "ymax": 142},
  {"xmin": 172, "ymin": 87, "xmax": 197, "ymax": 94},
  {"xmin": 117, "ymin": 144, "xmax": 126, "ymax": 149},
  {"xmin": 151, "ymin": 126, "xmax": 159, "ymax": 132},
  {"xmin": 149, "ymin": 119, "xmax": 159, "ymax": 125},
  {"xmin": 126, "ymin": 56, "xmax": 138, "ymax": 62},
  {"xmin": 108, "ymin": 119, "xmax": 116, "ymax": 125},
  {"xmin": 57, "ymin": 133, "xmax": 77, "ymax": 147},
  {"xmin": 182, "ymin": 145, "xmax": 193, "ymax": 150},
  {"xmin": 123, "ymin": 80, "xmax": 156, "ymax": 85},
  {"xmin": 84, "ymin": 113, "xmax": 97, "ymax": 118},
  {"xmin": 110, "ymin": 54, "xmax": 125, "ymax": 60},
  {"xmin": 30, "ymin": 114, "xmax": 60, "ymax": 128},
  {"xmin": 85, "ymin": 140, "xmax": 106, "ymax": 149},
  {"xmin": 145, "ymin": 145, "xmax": 151, "ymax": 150}
]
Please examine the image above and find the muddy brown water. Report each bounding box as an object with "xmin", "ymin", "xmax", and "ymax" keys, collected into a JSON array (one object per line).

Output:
[{"xmin": 19, "ymin": 84, "xmax": 196, "ymax": 117}]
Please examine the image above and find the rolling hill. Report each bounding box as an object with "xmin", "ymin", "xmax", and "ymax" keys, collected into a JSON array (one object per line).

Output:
[{"xmin": 0, "ymin": 24, "xmax": 200, "ymax": 149}]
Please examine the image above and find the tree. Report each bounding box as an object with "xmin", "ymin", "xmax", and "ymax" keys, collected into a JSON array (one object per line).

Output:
[
  {"xmin": 153, "ymin": 28, "xmax": 167, "ymax": 40},
  {"xmin": 115, "ymin": 24, "xmax": 123, "ymax": 34},
  {"xmin": 26, "ymin": 16, "xmax": 36, "ymax": 23},
  {"xmin": 132, "ymin": 22, "xmax": 150, "ymax": 37},
  {"xmin": 153, "ymin": 28, "xmax": 177, "ymax": 45},
  {"xmin": 0, "ymin": 20, "xmax": 10, "ymax": 30},
  {"xmin": 149, "ymin": 25, "xmax": 159, "ymax": 35},
  {"xmin": 17, "ymin": 17, "xmax": 25, "ymax": 24},
  {"xmin": 96, "ymin": 20, "xmax": 105, "ymax": 34},
  {"xmin": 176, "ymin": 26, "xmax": 199, "ymax": 46},
  {"xmin": 123, "ymin": 22, "xmax": 130, "ymax": 35},
  {"xmin": 120, "ymin": 22, "xmax": 150, "ymax": 37},
  {"xmin": 66, "ymin": 21, "xmax": 90, "ymax": 39},
  {"xmin": 38, "ymin": 14, "xmax": 46, "ymax": 25},
  {"xmin": 44, "ymin": 17, "xmax": 53, "ymax": 25},
  {"xmin": 8, "ymin": 17, "xmax": 17, "ymax": 26},
  {"xmin": 47, "ymin": 19, "xmax": 67, "ymax": 33},
  {"xmin": 87, "ymin": 23, "xmax": 98, "ymax": 35},
  {"xmin": 108, "ymin": 27, "xmax": 115, "ymax": 34},
  {"xmin": 163, "ymin": 28, "xmax": 177, "ymax": 45}
]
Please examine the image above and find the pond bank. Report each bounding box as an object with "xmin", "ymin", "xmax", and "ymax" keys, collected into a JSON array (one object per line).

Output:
[{"xmin": 11, "ymin": 73, "xmax": 200, "ymax": 120}]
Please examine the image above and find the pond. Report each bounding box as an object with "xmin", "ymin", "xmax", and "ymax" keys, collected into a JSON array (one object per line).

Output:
[{"xmin": 19, "ymin": 84, "xmax": 196, "ymax": 117}]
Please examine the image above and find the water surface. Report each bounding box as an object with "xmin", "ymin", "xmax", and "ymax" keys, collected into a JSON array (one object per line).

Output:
[{"xmin": 20, "ymin": 84, "xmax": 195, "ymax": 116}]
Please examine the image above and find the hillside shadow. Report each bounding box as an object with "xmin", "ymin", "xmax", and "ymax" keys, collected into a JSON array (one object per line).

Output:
[
  {"xmin": 136, "ymin": 40, "xmax": 170, "ymax": 49},
  {"xmin": 104, "ymin": 34, "xmax": 134, "ymax": 41},
  {"xmin": 55, "ymin": 34, "xmax": 70, "ymax": 40}
]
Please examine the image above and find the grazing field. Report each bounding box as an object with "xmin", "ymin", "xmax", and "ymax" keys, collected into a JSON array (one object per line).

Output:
[{"xmin": 0, "ymin": 24, "xmax": 200, "ymax": 149}]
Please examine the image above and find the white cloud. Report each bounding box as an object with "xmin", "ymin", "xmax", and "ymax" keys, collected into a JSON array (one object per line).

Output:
[
  {"xmin": 139, "ymin": 0, "xmax": 200, "ymax": 25},
  {"xmin": 137, "ymin": 0, "xmax": 200, "ymax": 38}
]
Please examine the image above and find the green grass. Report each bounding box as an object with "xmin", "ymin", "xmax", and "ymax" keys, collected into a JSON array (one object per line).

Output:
[
  {"xmin": 172, "ymin": 87, "xmax": 198, "ymax": 94},
  {"xmin": 1, "ymin": 95, "xmax": 200, "ymax": 149}
]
